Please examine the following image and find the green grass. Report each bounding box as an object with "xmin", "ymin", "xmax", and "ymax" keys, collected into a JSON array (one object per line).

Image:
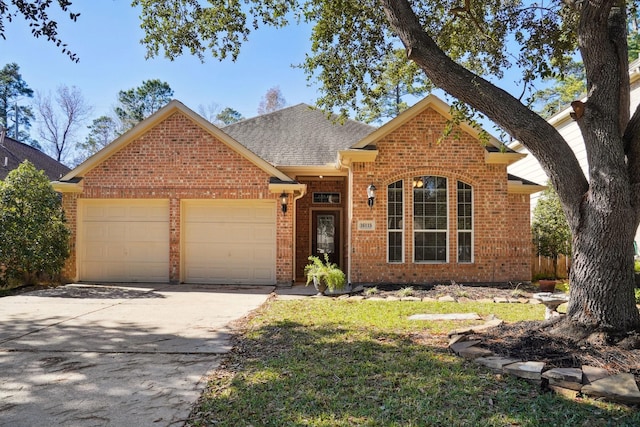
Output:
[{"xmin": 188, "ymin": 300, "xmax": 640, "ymax": 426}]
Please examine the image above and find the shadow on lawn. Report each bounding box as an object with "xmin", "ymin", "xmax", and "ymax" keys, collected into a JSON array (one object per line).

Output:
[{"xmin": 189, "ymin": 320, "xmax": 640, "ymax": 426}]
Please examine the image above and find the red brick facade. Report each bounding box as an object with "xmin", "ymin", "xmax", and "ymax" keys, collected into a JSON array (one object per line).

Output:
[
  {"xmin": 58, "ymin": 99, "xmax": 533, "ymax": 286},
  {"xmin": 61, "ymin": 111, "xmax": 294, "ymax": 284},
  {"xmin": 349, "ymin": 107, "xmax": 531, "ymax": 284}
]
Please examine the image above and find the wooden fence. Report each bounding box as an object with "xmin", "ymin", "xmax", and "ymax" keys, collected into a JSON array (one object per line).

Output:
[{"xmin": 531, "ymin": 253, "xmax": 571, "ymax": 280}]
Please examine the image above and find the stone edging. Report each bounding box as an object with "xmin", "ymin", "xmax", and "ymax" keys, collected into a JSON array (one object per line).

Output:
[{"xmin": 448, "ymin": 319, "xmax": 640, "ymax": 405}]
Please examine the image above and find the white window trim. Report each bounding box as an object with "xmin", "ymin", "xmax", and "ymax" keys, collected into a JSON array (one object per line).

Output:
[
  {"xmin": 387, "ymin": 179, "xmax": 404, "ymax": 263},
  {"xmin": 457, "ymin": 181, "xmax": 474, "ymax": 264},
  {"xmin": 412, "ymin": 176, "xmax": 449, "ymax": 264}
]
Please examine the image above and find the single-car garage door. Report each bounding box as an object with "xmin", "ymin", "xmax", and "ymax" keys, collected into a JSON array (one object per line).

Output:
[
  {"xmin": 78, "ymin": 199, "xmax": 170, "ymax": 282},
  {"xmin": 183, "ymin": 200, "xmax": 276, "ymax": 284}
]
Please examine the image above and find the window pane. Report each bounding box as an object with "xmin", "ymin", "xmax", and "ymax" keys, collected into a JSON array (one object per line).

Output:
[
  {"xmin": 457, "ymin": 181, "xmax": 473, "ymax": 262},
  {"xmin": 388, "ymin": 180, "xmax": 403, "ymax": 263},
  {"xmin": 414, "ymin": 176, "xmax": 448, "ymax": 262}
]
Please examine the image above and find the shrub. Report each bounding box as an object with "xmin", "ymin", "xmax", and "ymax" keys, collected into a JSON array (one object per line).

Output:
[{"xmin": 0, "ymin": 161, "xmax": 70, "ymax": 286}]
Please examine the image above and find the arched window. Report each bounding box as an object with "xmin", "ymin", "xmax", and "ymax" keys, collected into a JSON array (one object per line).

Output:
[{"xmin": 413, "ymin": 176, "xmax": 447, "ymax": 262}]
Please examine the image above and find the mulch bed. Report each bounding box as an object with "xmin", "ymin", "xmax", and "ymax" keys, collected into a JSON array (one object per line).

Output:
[{"xmin": 355, "ymin": 282, "xmax": 640, "ymax": 381}]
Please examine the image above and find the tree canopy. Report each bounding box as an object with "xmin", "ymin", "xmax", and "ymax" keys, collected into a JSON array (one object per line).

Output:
[
  {"xmin": 257, "ymin": 86, "xmax": 287, "ymax": 115},
  {"xmin": 0, "ymin": 62, "xmax": 36, "ymax": 144},
  {"xmin": 114, "ymin": 79, "xmax": 173, "ymax": 132},
  {"xmin": 0, "ymin": 160, "xmax": 70, "ymax": 286},
  {"xmin": 0, "ymin": 1, "xmax": 80, "ymax": 62}
]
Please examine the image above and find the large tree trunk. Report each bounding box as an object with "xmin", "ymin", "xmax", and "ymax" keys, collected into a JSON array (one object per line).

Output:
[
  {"xmin": 568, "ymin": 199, "xmax": 640, "ymax": 333},
  {"xmin": 381, "ymin": 0, "xmax": 640, "ymax": 337}
]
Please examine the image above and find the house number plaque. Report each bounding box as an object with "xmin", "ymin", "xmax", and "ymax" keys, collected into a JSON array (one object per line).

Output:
[{"xmin": 357, "ymin": 220, "xmax": 375, "ymax": 231}]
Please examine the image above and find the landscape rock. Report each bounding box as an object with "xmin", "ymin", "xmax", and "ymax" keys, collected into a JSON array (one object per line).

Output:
[
  {"xmin": 581, "ymin": 365, "xmax": 610, "ymax": 385},
  {"xmin": 449, "ymin": 340, "xmax": 482, "ymax": 355},
  {"xmin": 475, "ymin": 356, "xmax": 522, "ymax": 372},
  {"xmin": 493, "ymin": 297, "xmax": 509, "ymax": 303},
  {"xmin": 401, "ymin": 296, "xmax": 421, "ymax": 302},
  {"xmin": 438, "ymin": 295, "xmax": 456, "ymax": 302},
  {"xmin": 470, "ymin": 319, "xmax": 503, "ymax": 333},
  {"xmin": 542, "ymin": 368, "xmax": 583, "ymax": 391},
  {"xmin": 503, "ymin": 361, "xmax": 545, "ymax": 380},
  {"xmin": 582, "ymin": 373, "xmax": 640, "ymax": 404},
  {"xmin": 458, "ymin": 346, "xmax": 494, "ymax": 360}
]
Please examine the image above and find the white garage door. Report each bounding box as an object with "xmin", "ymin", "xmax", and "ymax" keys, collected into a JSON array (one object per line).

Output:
[
  {"xmin": 78, "ymin": 199, "xmax": 170, "ymax": 282},
  {"xmin": 183, "ymin": 200, "xmax": 276, "ymax": 285}
]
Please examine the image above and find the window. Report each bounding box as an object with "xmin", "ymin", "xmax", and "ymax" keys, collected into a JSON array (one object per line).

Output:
[
  {"xmin": 457, "ymin": 181, "xmax": 473, "ymax": 263},
  {"xmin": 313, "ymin": 192, "xmax": 340, "ymax": 204},
  {"xmin": 387, "ymin": 180, "xmax": 403, "ymax": 262},
  {"xmin": 413, "ymin": 176, "xmax": 448, "ymax": 262}
]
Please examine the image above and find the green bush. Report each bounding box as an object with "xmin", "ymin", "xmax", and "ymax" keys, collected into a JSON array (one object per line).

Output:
[{"xmin": 0, "ymin": 161, "xmax": 70, "ymax": 286}]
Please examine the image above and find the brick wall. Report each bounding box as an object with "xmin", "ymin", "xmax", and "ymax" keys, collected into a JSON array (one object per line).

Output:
[
  {"xmin": 62, "ymin": 111, "xmax": 293, "ymax": 284},
  {"xmin": 350, "ymin": 107, "xmax": 531, "ymax": 284}
]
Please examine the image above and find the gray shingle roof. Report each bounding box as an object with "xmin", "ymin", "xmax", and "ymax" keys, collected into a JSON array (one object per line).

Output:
[
  {"xmin": 0, "ymin": 136, "xmax": 70, "ymax": 180},
  {"xmin": 222, "ymin": 104, "xmax": 376, "ymax": 166}
]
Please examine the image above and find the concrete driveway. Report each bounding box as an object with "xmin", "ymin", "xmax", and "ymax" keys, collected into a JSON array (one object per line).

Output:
[{"xmin": 0, "ymin": 283, "xmax": 273, "ymax": 427}]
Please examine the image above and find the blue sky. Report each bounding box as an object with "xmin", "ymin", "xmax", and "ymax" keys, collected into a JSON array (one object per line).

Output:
[{"xmin": 3, "ymin": 0, "xmax": 320, "ymax": 121}]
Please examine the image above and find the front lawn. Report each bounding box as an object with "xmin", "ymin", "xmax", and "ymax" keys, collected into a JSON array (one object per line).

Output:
[{"xmin": 188, "ymin": 299, "xmax": 640, "ymax": 426}]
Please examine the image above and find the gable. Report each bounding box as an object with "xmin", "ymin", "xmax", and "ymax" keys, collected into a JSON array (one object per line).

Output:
[
  {"xmin": 82, "ymin": 111, "xmax": 274, "ymax": 188},
  {"xmin": 346, "ymin": 94, "xmax": 524, "ymax": 166},
  {"xmin": 58, "ymin": 100, "xmax": 293, "ymax": 186}
]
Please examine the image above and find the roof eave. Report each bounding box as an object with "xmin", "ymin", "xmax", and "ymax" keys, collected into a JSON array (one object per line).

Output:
[
  {"xmin": 508, "ymin": 180, "xmax": 546, "ymax": 194},
  {"xmin": 485, "ymin": 151, "xmax": 527, "ymax": 165},
  {"xmin": 51, "ymin": 180, "xmax": 83, "ymax": 193},
  {"xmin": 268, "ymin": 182, "xmax": 307, "ymax": 195},
  {"xmin": 277, "ymin": 165, "xmax": 349, "ymax": 177},
  {"xmin": 338, "ymin": 149, "xmax": 379, "ymax": 167}
]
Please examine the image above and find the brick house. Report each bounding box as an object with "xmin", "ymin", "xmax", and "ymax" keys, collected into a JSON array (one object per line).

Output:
[
  {"xmin": 53, "ymin": 95, "xmax": 541, "ymax": 286},
  {"xmin": 1, "ymin": 134, "xmax": 70, "ymax": 180}
]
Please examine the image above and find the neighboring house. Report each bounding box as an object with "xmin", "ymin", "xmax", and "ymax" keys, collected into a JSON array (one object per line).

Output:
[
  {"xmin": 53, "ymin": 95, "xmax": 542, "ymax": 286},
  {"xmin": 0, "ymin": 134, "xmax": 70, "ymax": 180},
  {"xmin": 508, "ymin": 58, "xmax": 640, "ymax": 245}
]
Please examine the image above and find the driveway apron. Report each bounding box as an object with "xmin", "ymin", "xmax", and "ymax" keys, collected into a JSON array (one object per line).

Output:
[{"xmin": 0, "ymin": 284, "xmax": 272, "ymax": 427}]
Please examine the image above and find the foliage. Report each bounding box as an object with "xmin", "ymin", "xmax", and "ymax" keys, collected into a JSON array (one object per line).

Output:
[
  {"xmin": 0, "ymin": 161, "xmax": 70, "ymax": 286},
  {"xmin": 35, "ymin": 85, "xmax": 92, "ymax": 163},
  {"xmin": 0, "ymin": 62, "xmax": 35, "ymax": 143},
  {"xmin": 356, "ymin": 49, "xmax": 431, "ymax": 123},
  {"xmin": 0, "ymin": 1, "xmax": 80, "ymax": 62},
  {"xmin": 216, "ymin": 107, "xmax": 243, "ymax": 125},
  {"xmin": 257, "ymin": 86, "xmax": 286, "ymax": 115},
  {"xmin": 187, "ymin": 299, "xmax": 640, "ymax": 426},
  {"xmin": 304, "ymin": 254, "xmax": 346, "ymax": 292},
  {"xmin": 75, "ymin": 115, "xmax": 118, "ymax": 163},
  {"xmin": 532, "ymin": 183, "xmax": 571, "ymax": 278},
  {"xmin": 114, "ymin": 79, "xmax": 173, "ymax": 132},
  {"xmin": 530, "ymin": 59, "xmax": 586, "ymax": 119},
  {"xmin": 396, "ymin": 286, "xmax": 415, "ymax": 298}
]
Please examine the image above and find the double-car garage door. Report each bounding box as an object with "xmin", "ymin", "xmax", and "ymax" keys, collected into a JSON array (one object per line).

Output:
[{"xmin": 78, "ymin": 199, "xmax": 276, "ymax": 284}]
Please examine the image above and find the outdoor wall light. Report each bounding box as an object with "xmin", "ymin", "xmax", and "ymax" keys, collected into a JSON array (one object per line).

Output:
[
  {"xmin": 280, "ymin": 192, "xmax": 289, "ymax": 214},
  {"xmin": 367, "ymin": 183, "xmax": 376, "ymax": 208}
]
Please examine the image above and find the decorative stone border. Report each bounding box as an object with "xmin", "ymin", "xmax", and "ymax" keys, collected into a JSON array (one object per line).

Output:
[{"xmin": 447, "ymin": 318, "xmax": 640, "ymax": 405}]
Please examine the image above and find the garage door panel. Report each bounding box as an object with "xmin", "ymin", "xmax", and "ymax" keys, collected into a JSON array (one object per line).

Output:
[
  {"xmin": 79, "ymin": 200, "xmax": 169, "ymax": 283},
  {"xmin": 183, "ymin": 200, "xmax": 276, "ymax": 285}
]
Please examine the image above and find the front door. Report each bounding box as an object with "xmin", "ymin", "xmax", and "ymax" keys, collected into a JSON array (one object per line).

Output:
[{"xmin": 312, "ymin": 211, "xmax": 340, "ymax": 267}]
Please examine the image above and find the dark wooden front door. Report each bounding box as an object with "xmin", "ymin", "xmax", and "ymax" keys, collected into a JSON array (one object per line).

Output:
[{"xmin": 312, "ymin": 210, "xmax": 340, "ymax": 266}]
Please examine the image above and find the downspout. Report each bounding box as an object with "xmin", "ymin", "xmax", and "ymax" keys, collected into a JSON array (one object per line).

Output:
[
  {"xmin": 347, "ymin": 166, "xmax": 353, "ymax": 287},
  {"xmin": 292, "ymin": 189, "xmax": 306, "ymax": 285}
]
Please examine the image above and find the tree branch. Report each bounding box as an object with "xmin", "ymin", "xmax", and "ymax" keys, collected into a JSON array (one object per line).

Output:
[{"xmin": 379, "ymin": 0, "xmax": 588, "ymax": 228}]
